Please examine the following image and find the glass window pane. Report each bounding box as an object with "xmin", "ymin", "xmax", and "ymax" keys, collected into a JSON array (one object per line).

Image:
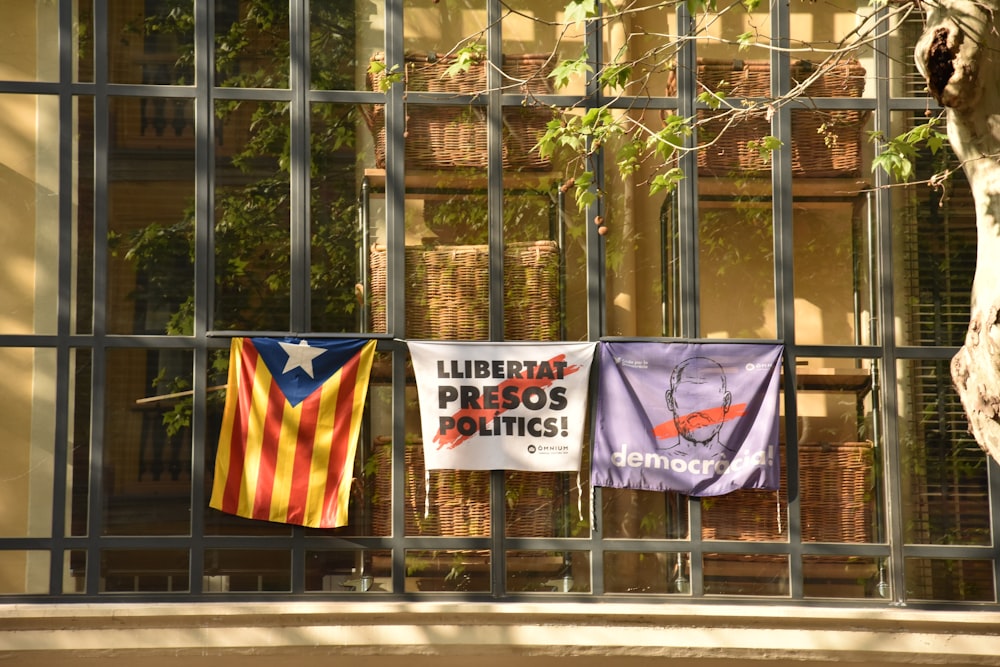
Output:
[
  {"xmin": 214, "ymin": 100, "xmax": 291, "ymax": 331},
  {"xmin": 698, "ymin": 178, "xmax": 775, "ymax": 339},
  {"xmin": 70, "ymin": 349, "xmax": 93, "ymax": 538},
  {"xmin": 695, "ymin": 4, "xmax": 770, "ymax": 62},
  {"xmin": 500, "ymin": 106, "xmax": 576, "ymax": 341},
  {"xmin": 703, "ymin": 553, "xmax": 789, "ymax": 596},
  {"xmin": 603, "ymin": 109, "xmax": 671, "ymax": 338},
  {"xmin": 108, "ymin": 96, "xmax": 196, "ymax": 335},
  {"xmin": 796, "ymin": 358, "xmax": 881, "ymax": 543},
  {"xmin": 0, "ymin": 94, "xmax": 59, "ymax": 335},
  {"xmin": 353, "ymin": 357, "xmax": 392, "ymax": 537},
  {"xmin": 505, "ymin": 471, "xmax": 584, "ymax": 538},
  {"xmin": 100, "ymin": 549, "xmax": 189, "ymax": 593},
  {"xmin": 0, "ymin": 348, "xmax": 56, "ymax": 538},
  {"xmin": 405, "ymin": 549, "xmax": 490, "ymax": 593},
  {"xmin": 790, "ymin": 0, "xmax": 876, "ymax": 97},
  {"xmin": 409, "ymin": 459, "xmax": 491, "ymax": 537},
  {"xmin": 905, "ymin": 558, "xmax": 996, "ymax": 602},
  {"xmin": 604, "ymin": 551, "xmax": 690, "ymax": 595},
  {"xmin": 702, "ymin": 487, "xmax": 787, "ymax": 542},
  {"xmin": 888, "ymin": 5, "xmax": 928, "ymax": 98},
  {"xmin": 602, "ymin": 489, "xmax": 688, "ymax": 539},
  {"xmin": 310, "ymin": 102, "xmax": 365, "ymax": 333},
  {"xmin": 803, "ymin": 556, "xmax": 884, "ymax": 599},
  {"xmin": 1, "ymin": 1, "xmax": 60, "ymax": 82},
  {"xmin": 502, "ymin": 180, "xmax": 566, "ymax": 342},
  {"xmin": 65, "ymin": 550, "xmax": 86, "ymax": 594},
  {"xmin": 891, "ymin": 112, "xmax": 973, "ymax": 348},
  {"xmin": 109, "ymin": 0, "xmax": 195, "ymax": 86},
  {"xmin": 75, "ymin": 96, "xmax": 96, "ymax": 335},
  {"xmin": 599, "ymin": 2, "xmax": 678, "ymax": 98},
  {"xmin": 76, "ymin": 0, "xmax": 94, "ymax": 83},
  {"xmin": 311, "ymin": 0, "xmax": 371, "ymax": 91},
  {"xmin": 104, "ymin": 348, "xmax": 193, "ymax": 536},
  {"xmin": 793, "ymin": 174, "xmax": 875, "ymax": 347},
  {"xmin": 507, "ymin": 551, "xmax": 589, "ymax": 593},
  {"xmin": 305, "ymin": 550, "xmax": 392, "ymax": 592},
  {"xmin": 898, "ymin": 359, "xmax": 991, "ymax": 546},
  {"xmin": 215, "ymin": 0, "xmax": 289, "ymax": 89},
  {"xmin": 404, "ymin": 0, "xmax": 486, "ymax": 57},
  {"xmin": 204, "ymin": 549, "xmax": 291, "ymax": 592}
]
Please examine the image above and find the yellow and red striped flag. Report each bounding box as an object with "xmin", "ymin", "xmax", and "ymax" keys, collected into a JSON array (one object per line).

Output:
[{"xmin": 210, "ymin": 337, "xmax": 376, "ymax": 528}]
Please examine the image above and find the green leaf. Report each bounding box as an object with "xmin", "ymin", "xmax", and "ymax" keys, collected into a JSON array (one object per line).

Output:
[
  {"xmin": 565, "ymin": 0, "xmax": 599, "ymax": 24},
  {"xmin": 550, "ymin": 52, "xmax": 592, "ymax": 90},
  {"xmin": 650, "ymin": 168, "xmax": 685, "ymax": 195},
  {"xmin": 746, "ymin": 135, "xmax": 782, "ymax": 163},
  {"xmin": 573, "ymin": 171, "xmax": 596, "ymax": 209},
  {"xmin": 697, "ymin": 90, "xmax": 724, "ymax": 111},
  {"xmin": 615, "ymin": 139, "xmax": 644, "ymax": 177},
  {"xmin": 647, "ymin": 115, "xmax": 691, "ymax": 161},
  {"xmin": 927, "ymin": 133, "xmax": 945, "ymax": 154},
  {"xmin": 599, "ymin": 63, "xmax": 632, "ymax": 91},
  {"xmin": 686, "ymin": 0, "xmax": 716, "ymax": 14},
  {"xmin": 445, "ymin": 43, "xmax": 486, "ymax": 78},
  {"xmin": 870, "ymin": 116, "xmax": 946, "ymax": 182}
]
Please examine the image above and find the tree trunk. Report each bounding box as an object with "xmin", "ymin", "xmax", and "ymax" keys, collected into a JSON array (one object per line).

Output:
[{"xmin": 916, "ymin": 0, "xmax": 1000, "ymax": 461}]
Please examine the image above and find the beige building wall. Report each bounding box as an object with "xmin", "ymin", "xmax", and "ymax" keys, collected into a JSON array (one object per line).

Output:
[
  {"xmin": 2, "ymin": 602, "xmax": 1000, "ymax": 666},
  {"xmin": 0, "ymin": 3, "xmax": 60, "ymax": 593}
]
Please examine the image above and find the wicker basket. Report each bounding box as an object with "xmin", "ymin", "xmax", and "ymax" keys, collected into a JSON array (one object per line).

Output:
[
  {"xmin": 369, "ymin": 439, "xmax": 557, "ymax": 537},
  {"xmin": 701, "ymin": 441, "xmax": 875, "ymax": 542},
  {"xmin": 367, "ymin": 51, "xmax": 555, "ymax": 95},
  {"xmin": 369, "ymin": 241, "xmax": 561, "ymax": 340},
  {"xmin": 666, "ymin": 59, "xmax": 868, "ymax": 177},
  {"xmin": 364, "ymin": 52, "xmax": 555, "ymax": 170}
]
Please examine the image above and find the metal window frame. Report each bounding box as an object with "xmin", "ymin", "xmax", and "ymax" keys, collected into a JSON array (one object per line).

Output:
[{"xmin": 0, "ymin": 0, "xmax": 995, "ymax": 606}]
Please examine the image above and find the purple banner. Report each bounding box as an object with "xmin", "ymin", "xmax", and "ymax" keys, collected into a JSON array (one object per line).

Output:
[{"xmin": 592, "ymin": 341, "xmax": 783, "ymax": 496}]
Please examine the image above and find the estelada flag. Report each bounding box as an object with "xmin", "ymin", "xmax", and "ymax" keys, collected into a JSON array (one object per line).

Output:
[{"xmin": 210, "ymin": 337, "xmax": 376, "ymax": 528}]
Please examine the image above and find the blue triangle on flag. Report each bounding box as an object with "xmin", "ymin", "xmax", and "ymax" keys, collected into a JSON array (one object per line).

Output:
[{"xmin": 251, "ymin": 337, "xmax": 370, "ymax": 407}]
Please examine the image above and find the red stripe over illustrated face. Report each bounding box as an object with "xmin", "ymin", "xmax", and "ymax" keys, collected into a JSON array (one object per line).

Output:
[{"xmin": 652, "ymin": 403, "xmax": 746, "ymax": 440}]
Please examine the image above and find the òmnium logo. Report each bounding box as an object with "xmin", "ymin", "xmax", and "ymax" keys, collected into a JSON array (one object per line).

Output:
[
  {"xmin": 745, "ymin": 361, "xmax": 775, "ymax": 371},
  {"xmin": 528, "ymin": 443, "xmax": 570, "ymax": 455}
]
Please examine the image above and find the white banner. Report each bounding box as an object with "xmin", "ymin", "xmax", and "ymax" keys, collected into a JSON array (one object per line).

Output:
[{"xmin": 408, "ymin": 341, "xmax": 597, "ymax": 471}]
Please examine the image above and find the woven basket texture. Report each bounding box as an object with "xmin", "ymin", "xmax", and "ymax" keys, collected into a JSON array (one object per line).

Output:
[
  {"xmin": 666, "ymin": 59, "xmax": 868, "ymax": 176},
  {"xmin": 364, "ymin": 52, "xmax": 555, "ymax": 170},
  {"xmin": 369, "ymin": 241, "xmax": 560, "ymax": 340},
  {"xmin": 369, "ymin": 439, "xmax": 557, "ymax": 537},
  {"xmin": 368, "ymin": 51, "xmax": 555, "ymax": 94},
  {"xmin": 701, "ymin": 441, "xmax": 875, "ymax": 543}
]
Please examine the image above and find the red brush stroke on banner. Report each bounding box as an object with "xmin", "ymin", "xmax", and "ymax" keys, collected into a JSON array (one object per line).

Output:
[
  {"xmin": 434, "ymin": 354, "xmax": 579, "ymax": 450},
  {"xmin": 652, "ymin": 403, "xmax": 747, "ymax": 440}
]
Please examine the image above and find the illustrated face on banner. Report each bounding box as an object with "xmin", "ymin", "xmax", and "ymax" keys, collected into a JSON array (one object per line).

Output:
[
  {"xmin": 592, "ymin": 341, "xmax": 783, "ymax": 497},
  {"xmin": 665, "ymin": 356, "xmax": 733, "ymax": 456}
]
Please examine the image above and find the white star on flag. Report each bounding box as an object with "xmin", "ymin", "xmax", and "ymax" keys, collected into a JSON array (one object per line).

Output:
[{"xmin": 278, "ymin": 340, "xmax": 326, "ymax": 378}]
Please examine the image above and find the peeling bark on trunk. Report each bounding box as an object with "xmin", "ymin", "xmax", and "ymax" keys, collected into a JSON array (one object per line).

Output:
[{"xmin": 916, "ymin": 0, "xmax": 1000, "ymax": 461}]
